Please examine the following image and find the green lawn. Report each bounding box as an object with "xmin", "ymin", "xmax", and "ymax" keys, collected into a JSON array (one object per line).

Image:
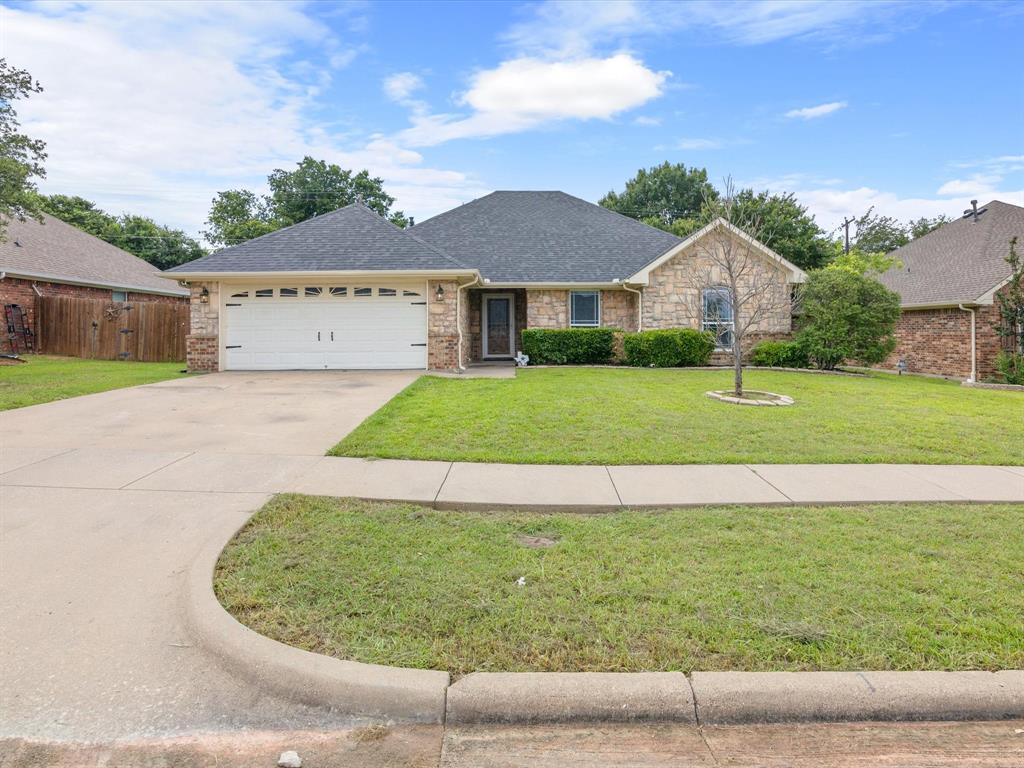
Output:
[
  {"xmin": 216, "ymin": 495, "xmax": 1024, "ymax": 675},
  {"xmin": 331, "ymin": 368, "xmax": 1023, "ymax": 465},
  {"xmin": 0, "ymin": 355, "xmax": 186, "ymax": 410}
]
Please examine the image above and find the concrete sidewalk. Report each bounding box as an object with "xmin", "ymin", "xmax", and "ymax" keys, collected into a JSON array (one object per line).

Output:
[{"xmin": 4, "ymin": 450, "xmax": 1019, "ymax": 507}]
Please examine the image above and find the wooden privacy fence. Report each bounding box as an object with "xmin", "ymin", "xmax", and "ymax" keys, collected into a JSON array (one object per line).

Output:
[{"xmin": 36, "ymin": 296, "xmax": 188, "ymax": 362}]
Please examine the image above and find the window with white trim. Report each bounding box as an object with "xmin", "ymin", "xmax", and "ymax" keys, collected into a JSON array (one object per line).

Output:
[
  {"xmin": 702, "ymin": 287, "xmax": 734, "ymax": 350},
  {"xmin": 112, "ymin": 291, "xmax": 127, "ymax": 302},
  {"xmin": 570, "ymin": 291, "xmax": 600, "ymax": 327}
]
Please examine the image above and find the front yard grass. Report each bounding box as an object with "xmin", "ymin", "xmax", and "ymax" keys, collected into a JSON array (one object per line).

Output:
[
  {"xmin": 216, "ymin": 495, "xmax": 1024, "ymax": 675},
  {"xmin": 0, "ymin": 355, "xmax": 186, "ymax": 410},
  {"xmin": 331, "ymin": 368, "xmax": 1023, "ymax": 465}
]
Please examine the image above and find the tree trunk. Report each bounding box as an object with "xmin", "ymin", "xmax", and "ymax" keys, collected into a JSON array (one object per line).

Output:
[{"xmin": 733, "ymin": 341, "xmax": 743, "ymax": 397}]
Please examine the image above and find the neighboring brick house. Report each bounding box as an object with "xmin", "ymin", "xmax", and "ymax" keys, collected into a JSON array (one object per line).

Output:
[
  {"xmin": 1, "ymin": 213, "xmax": 188, "ymax": 355},
  {"xmin": 167, "ymin": 191, "xmax": 806, "ymax": 372},
  {"xmin": 877, "ymin": 200, "xmax": 1022, "ymax": 381}
]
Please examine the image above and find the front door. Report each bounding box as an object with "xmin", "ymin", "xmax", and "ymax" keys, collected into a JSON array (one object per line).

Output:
[{"xmin": 483, "ymin": 294, "xmax": 515, "ymax": 358}]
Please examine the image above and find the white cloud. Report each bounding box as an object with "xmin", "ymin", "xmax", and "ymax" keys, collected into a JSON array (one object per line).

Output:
[
  {"xmin": 3, "ymin": 1, "xmax": 486, "ymax": 235},
  {"xmin": 676, "ymin": 137, "xmax": 722, "ymax": 150},
  {"xmin": 785, "ymin": 101, "xmax": 848, "ymax": 120},
  {"xmin": 633, "ymin": 116, "xmax": 662, "ymax": 126},
  {"xmin": 383, "ymin": 72, "xmax": 425, "ymax": 102},
  {"xmin": 396, "ymin": 54, "xmax": 669, "ymax": 147},
  {"xmin": 936, "ymin": 174, "xmax": 1006, "ymax": 197}
]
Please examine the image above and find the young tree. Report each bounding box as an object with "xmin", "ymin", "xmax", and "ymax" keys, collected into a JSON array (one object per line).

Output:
[
  {"xmin": 796, "ymin": 270, "xmax": 901, "ymax": 370},
  {"xmin": 825, "ymin": 241, "xmax": 901, "ymax": 277},
  {"xmin": 992, "ymin": 237, "xmax": 1024, "ymax": 384},
  {"xmin": 0, "ymin": 59, "xmax": 47, "ymax": 241},
  {"xmin": 681, "ymin": 181, "xmax": 795, "ymax": 397},
  {"xmin": 599, "ymin": 162, "xmax": 717, "ymax": 224}
]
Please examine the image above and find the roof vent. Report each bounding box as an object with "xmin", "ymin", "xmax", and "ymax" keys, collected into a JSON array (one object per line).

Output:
[
  {"xmin": 13, "ymin": 240, "xmax": 21, "ymax": 247},
  {"xmin": 962, "ymin": 199, "xmax": 988, "ymax": 222}
]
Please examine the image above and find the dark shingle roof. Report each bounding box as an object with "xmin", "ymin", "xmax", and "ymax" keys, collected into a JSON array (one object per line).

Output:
[
  {"xmin": 411, "ymin": 191, "xmax": 683, "ymax": 282},
  {"xmin": 0, "ymin": 213, "xmax": 187, "ymax": 295},
  {"xmin": 878, "ymin": 200, "xmax": 1022, "ymax": 306},
  {"xmin": 167, "ymin": 203, "xmax": 467, "ymax": 273}
]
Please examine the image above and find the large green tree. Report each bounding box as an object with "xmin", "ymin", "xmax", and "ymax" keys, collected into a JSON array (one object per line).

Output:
[
  {"xmin": 599, "ymin": 162, "xmax": 717, "ymax": 224},
  {"xmin": 851, "ymin": 207, "xmax": 910, "ymax": 254},
  {"xmin": 723, "ymin": 189, "xmax": 831, "ymax": 271},
  {"xmin": 203, "ymin": 157, "xmax": 410, "ymax": 247},
  {"xmin": 0, "ymin": 59, "xmax": 47, "ymax": 241},
  {"xmin": 37, "ymin": 194, "xmax": 205, "ymax": 271}
]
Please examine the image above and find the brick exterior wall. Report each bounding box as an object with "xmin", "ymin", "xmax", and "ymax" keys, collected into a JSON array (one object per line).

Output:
[
  {"xmin": 1, "ymin": 275, "xmax": 186, "ymax": 355},
  {"xmin": 881, "ymin": 291, "xmax": 1011, "ymax": 380},
  {"xmin": 186, "ymin": 281, "xmax": 220, "ymax": 372},
  {"xmin": 427, "ymin": 279, "xmax": 460, "ymax": 370},
  {"xmin": 642, "ymin": 233, "xmax": 792, "ymax": 335}
]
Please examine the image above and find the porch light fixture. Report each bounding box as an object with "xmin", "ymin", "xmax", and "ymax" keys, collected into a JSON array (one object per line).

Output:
[
  {"xmin": 435, "ymin": 284, "xmax": 445, "ymax": 301},
  {"xmin": 199, "ymin": 287, "xmax": 210, "ymax": 304}
]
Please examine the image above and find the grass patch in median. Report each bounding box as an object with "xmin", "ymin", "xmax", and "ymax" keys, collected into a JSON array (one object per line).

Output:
[
  {"xmin": 215, "ymin": 495, "xmax": 1024, "ymax": 675},
  {"xmin": 330, "ymin": 368, "xmax": 1023, "ymax": 465},
  {"xmin": 0, "ymin": 355, "xmax": 186, "ymax": 410}
]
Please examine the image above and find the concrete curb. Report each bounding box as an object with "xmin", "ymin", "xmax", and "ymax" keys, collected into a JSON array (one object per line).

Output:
[
  {"xmin": 446, "ymin": 672, "xmax": 696, "ymax": 724},
  {"xmin": 691, "ymin": 671, "xmax": 1024, "ymax": 724},
  {"xmin": 183, "ymin": 516, "xmax": 450, "ymax": 723}
]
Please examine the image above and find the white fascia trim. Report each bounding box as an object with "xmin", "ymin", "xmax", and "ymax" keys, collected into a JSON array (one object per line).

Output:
[
  {"xmin": 901, "ymin": 301, "xmax": 984, "ymax": 310},
  {"xmin": 625, "ymin": 218, "xmax": 809, "ymax": 286},
  {"xmin": 166, "ymin": 268, "xmax": 479, "ymax": 281},
  {"xmin": 974, "ymin": 274, "xmax": 1013, "ymax": 305},
  {"xmin": 2, "ymin": 268, "xmax": 188, "ymax": 297},
  {"xmin": 480, "ymin": 282, "xmax": 625, "ymax": 290}
]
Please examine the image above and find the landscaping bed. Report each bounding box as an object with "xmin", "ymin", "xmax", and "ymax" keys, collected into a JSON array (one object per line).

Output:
[
  {"xmin": 0, "ymin": 355, "xmax": 186, "ymax": 410},
  {"xmin": 215, "ymin": 495, "xmax": 1024, "ymax": 676},
  {"xmin": 331, "ymin": 368, "xmax": 1023, "ymax": 465}
]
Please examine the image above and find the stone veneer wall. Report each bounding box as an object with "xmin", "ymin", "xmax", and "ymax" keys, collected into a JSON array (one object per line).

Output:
[
  {"xmin": 1, "ymin": 275, "xmax": 186, "ymax": 355},
  {"xmin": 642, "ymin": 234, "xmax": 792, "ymax": 335},
  {"xmin": 186, "ymin": 281, "xmax": 220, "ymax": 372},
  {"xmin": 525, "ymin": 289, "xmax": 637, "ymax": 331},
  {"xmin": 880, "ymin": 294, "xmax": 1009, "ymax": 380},
  {"xmin": 466, "ymin": 288, "xmax": 527, "ymax": 361},
  {"xmin": 428, "ymin": 279, "xmax": 460, "ymax": 370}
]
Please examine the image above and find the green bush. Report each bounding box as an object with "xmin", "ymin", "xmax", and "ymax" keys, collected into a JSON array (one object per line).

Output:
[
  {"xmin": 995, "ymin": 351, "xmax": 1024, "ymax": 385},
  {"xmin": 750, "ymin": 339, "xmax": 810, "ymax": 369},
  {"xmin": 521, "ymin": 327, "xmax": 616, "ymax": 365},
  {"xmin": 795, "ymin": 269, "xmax": 901, "ymax": 370},
  {"xmin": 623, "ymin": 329, "xmax": 715, "ymax": 367}
]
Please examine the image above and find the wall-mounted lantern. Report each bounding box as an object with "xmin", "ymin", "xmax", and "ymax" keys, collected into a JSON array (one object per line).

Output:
[
  {"xmin": 435, "ymin": 284, "xmax": 445, "ymax": 301},
  {"xmin": 199, "ymin": 286, "xmax": 210, "ymax": 304}
]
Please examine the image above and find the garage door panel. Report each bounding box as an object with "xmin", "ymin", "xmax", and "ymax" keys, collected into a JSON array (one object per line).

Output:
[{"xmin": 224, "ymin": 285, "xmax": 428, "ymax": 370}]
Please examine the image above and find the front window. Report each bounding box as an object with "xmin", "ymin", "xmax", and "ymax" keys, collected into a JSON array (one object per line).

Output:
[
  {"xmin": 702, "ymin": 287, "xmax": 734, "ymax": 350},
  {"xmin": 570, "ymin": 291, "xmax": 600, "ymax": 327}
]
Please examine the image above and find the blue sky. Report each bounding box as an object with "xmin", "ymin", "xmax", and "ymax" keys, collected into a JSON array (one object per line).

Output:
[{"xmin": 3, "ymin": 0, "xmax": 1022, "ymax": 240}]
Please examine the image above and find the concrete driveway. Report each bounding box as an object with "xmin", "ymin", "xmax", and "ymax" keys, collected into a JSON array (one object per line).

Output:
[{"xmin": 0, "ymin": 370, "xmax": 418, "ymax": 742}]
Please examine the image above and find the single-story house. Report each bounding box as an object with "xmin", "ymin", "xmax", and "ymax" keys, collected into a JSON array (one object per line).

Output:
[
  {"xmin": 166, "ymin": 191, "xmax": 806, "ymax": 372},
  {"xmin": 877, "ymin": 199, "xmax": 1022, "ymax": 381},
  {"xmin": 1, "ymin": 213, "xmax": 188, "ymax": 355}
]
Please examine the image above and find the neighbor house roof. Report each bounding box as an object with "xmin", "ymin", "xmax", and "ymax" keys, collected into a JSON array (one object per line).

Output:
[
  {"xmin": 878, "ymin": 199, "xmax": 1023, "ymax": 307},
  {"xmin": 411, "ymin": 191, "xmax": 684, "ymax": 283},
  {"xmin": 0, "ymin": 213, "xmax": 187, "ymax": 296},
  {"xmin": 167, "ymin": 203, "xmax": 469, "ymax": 276}
]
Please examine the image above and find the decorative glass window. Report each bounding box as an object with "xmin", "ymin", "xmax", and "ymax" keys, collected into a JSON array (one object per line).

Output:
[
  {"xmin": 378, "ymin": 287, "xmax": 397, "ymax": 296},
  {"xmin": 354, "ymin": 287, "xmax": 372, "ymax": 297},
  {"xmin": 329, "ymin": 287, "xmax": 347, "ymax": 297},
  {"xmin": 570, "ymin": 291, "xmax": 600, "ymax": 327},
  {"xmin": 230, "ymin": 290, "xmax": 249, "ymax": 298},
  {"xmin": 279, "ymin": 287, "xmax": 298, "ymax": 297},
  {"xmin": 255, "ymin": 288, "xmax": 273, "ymax": 298},
  {"xmin": 112, "ymin": 291, "xmax": 128, "ymax": 302},
  {"xmin": 403, "ymin": 289, "xmax": 421, "ymax": 297},
  {"xmin": 305, "ymin": 287, "xmax": 322, "ymax": 297},
  {"xmin": 702, "ymin": 287, "xmax": 734, "ymax": 350}
]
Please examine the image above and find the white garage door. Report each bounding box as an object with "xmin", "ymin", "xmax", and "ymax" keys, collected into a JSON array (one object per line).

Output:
[{"xmin": 223, "ymin": 283, "xmax": 429, "ymax": 370}]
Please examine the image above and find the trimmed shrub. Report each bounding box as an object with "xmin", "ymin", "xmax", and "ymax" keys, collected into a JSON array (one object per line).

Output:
[
  {"xmin": 623, "ymin": 329, "xmax": 715, "ymax": 367},
  {"xmin": 995, "ymin": 351, "xmax": 1024, "ymax": 385},
  {"xmin": 521, "ymin": 327, "xmax": 616, "ymax": 365},
  {"xmin": 750, "ymin": 339, "xmax": 810, "ymax": 369}
]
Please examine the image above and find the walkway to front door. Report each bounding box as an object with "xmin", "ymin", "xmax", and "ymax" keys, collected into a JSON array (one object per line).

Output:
[{"xmin": 482, "ymin": 293, "xmax": 514, "ymax": 358}]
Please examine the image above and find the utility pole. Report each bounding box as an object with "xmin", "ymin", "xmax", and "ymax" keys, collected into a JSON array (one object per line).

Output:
[{"xmin": 842, "ymin": 216, "xmax": 855, "ymax": 254}]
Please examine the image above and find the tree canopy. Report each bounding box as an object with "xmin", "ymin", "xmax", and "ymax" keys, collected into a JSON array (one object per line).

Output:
[
  {"xmin": 0, "ymin": 59, "xmax": 47, "ymax": 241},
  {"xmin": 599, "ymin": 162, "xmax": 717, "ymax": 224},
  {"xmin": 203, "ymin": 157, "xmax": 410, "ymax": 248},
  {"xmin": 37, "ymin": 194, "xmax": 205, "ymax": 271}
]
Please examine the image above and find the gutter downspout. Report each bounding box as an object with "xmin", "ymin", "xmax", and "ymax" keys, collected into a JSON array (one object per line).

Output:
[
  {"xmin": 623, "ymin": 282, "xmax": 643, "ymax": 332},
  {"xmin": 456, "ymin": 275, "xmax": 481, "ymax": 371},
  {"xmin": 958, "ymin": 304, "xmax": 977, "ymax": 383}
]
